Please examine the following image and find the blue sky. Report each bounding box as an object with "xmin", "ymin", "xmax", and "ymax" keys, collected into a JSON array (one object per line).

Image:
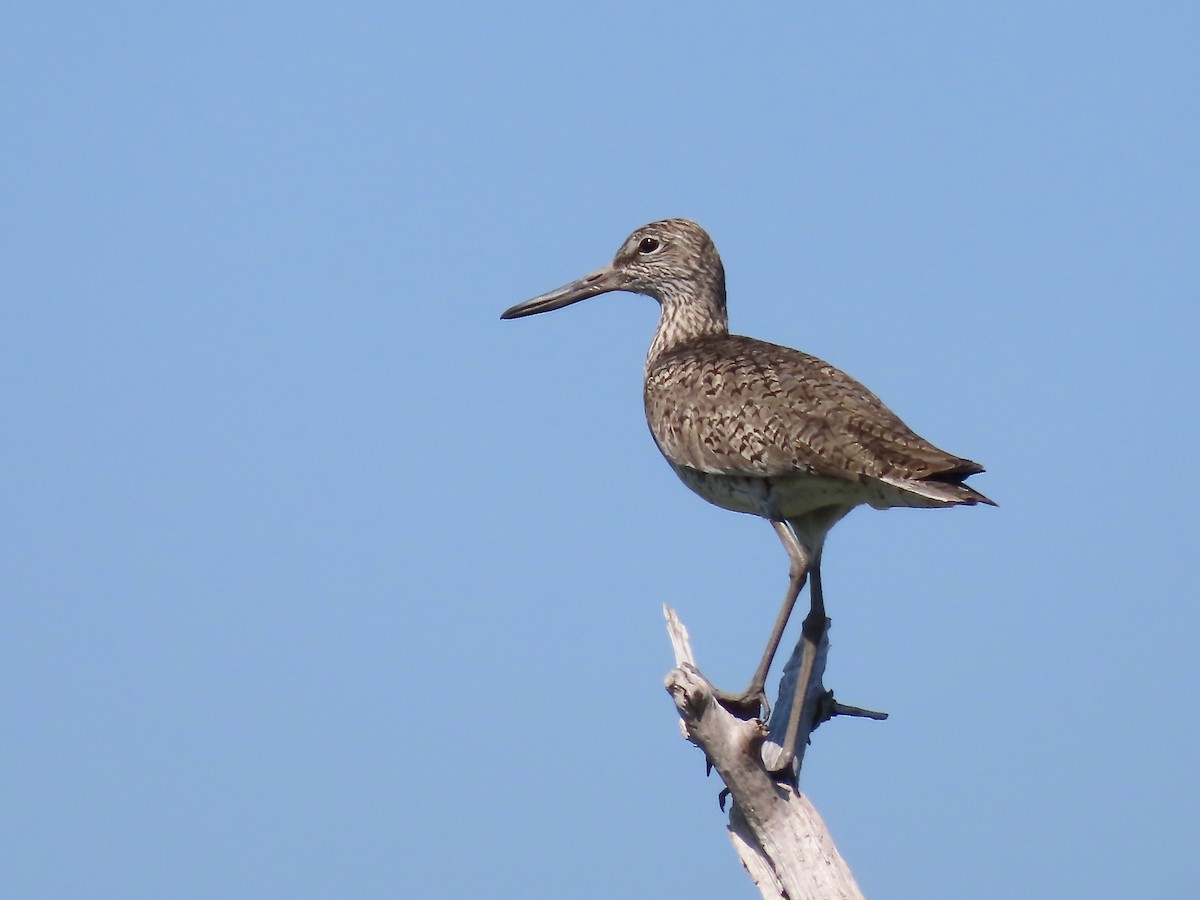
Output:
[{"xmin": 3, "ymin": 4, "xmax": 1197, "ymax": 898}]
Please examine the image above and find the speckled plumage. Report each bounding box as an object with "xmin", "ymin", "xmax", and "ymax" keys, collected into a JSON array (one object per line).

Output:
[
  {"xmin": 501, "ymin": 218, "xmax": 991, "ymax": 773},
  {"xmin": 644, "ymin": 333, "xmax": 990, "ymax": 519}
]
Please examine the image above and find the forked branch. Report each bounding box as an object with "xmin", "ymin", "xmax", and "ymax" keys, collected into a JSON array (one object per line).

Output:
[{"xmin": 664, "ymin": 606, "xmax": 875, "ymax": 900}]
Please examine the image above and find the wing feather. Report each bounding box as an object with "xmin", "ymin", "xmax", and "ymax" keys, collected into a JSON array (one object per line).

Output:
[{"xmin": 644, "ymin": 335, "xmax": 985, "ymax": 488}]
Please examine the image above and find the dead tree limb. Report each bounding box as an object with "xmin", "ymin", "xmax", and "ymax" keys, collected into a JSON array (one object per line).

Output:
[{"xmin": 663, "ymin": 606, "xmax": 871, "ymax": 900}]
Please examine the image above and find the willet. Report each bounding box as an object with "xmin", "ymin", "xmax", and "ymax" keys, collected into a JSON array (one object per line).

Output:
[{"xmin": 501, "ymin": 218, "xmax": 992, "ymax": 772}]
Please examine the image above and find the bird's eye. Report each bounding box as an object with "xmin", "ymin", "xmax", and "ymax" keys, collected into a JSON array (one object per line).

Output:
[{"xmin": 637, "ymin": 237, "xmax": 661, "ymax": 255}]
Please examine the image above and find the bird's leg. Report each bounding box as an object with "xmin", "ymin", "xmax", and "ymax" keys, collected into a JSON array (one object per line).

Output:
[
  {"xmin": 768, "ymin": 561, "xmax": 829, "ymax": 774},
  {"xmin": 715, "ymin": 520, "xmax": 811, "ymax": 720}
]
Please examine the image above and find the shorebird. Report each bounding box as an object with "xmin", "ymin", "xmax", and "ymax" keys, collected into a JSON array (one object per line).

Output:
[{"xmin": 501, "ymin": 218, "xmax": 992, "ymax": 772}]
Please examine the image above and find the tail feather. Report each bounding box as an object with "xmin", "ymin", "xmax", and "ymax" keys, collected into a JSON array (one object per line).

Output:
[{"xmin": 877, "ymin": 470, "xmax": 996, "ymax": 508}]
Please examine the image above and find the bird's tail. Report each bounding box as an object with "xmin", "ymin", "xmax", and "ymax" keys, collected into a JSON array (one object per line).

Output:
[{"xmin": 876, "ymin": 468, "xmax": 996, "ymax": 508}]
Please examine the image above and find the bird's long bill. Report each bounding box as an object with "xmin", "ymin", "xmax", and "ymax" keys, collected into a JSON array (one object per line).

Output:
[{"xmin": 500, "ymin": 267, "xmax": 623, "ymax": 320}]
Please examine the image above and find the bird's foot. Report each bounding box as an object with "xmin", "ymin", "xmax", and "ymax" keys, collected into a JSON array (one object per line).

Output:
[{"xmin": 714, "ymin": 686, "xmax": 770, "ymax": 721}]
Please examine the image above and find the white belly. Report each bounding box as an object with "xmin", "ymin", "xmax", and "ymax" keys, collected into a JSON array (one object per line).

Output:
[{"xmin": 670, "ymin": 464, "xmax": 949, "ymax": 520}]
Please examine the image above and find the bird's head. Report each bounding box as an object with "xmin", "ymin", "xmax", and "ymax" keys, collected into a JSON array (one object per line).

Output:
[{"xmin": 500, "ymin": 219, "xmax": 726, "ymax": 321}]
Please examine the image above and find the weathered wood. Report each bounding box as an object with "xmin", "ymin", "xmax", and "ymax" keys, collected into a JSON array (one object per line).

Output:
[{"xmin": 664, "ymin": 606, "xmax": 866, "ymax": 900}]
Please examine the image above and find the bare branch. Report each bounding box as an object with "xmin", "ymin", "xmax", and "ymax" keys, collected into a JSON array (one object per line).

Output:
[{"xmin": 664, "ymin": 606, "xmax": 867, "ymax": 900}]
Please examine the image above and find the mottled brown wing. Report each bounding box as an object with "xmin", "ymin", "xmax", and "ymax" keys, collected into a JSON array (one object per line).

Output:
[{"xmin": 643, "ymin": 335, "xmax": 983, "ymax": 483}]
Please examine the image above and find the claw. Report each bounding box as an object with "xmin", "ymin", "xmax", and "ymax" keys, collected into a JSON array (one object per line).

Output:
[{"xmin": 713, "ymin": 686, "xmax": 769, "ymax": 720}]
